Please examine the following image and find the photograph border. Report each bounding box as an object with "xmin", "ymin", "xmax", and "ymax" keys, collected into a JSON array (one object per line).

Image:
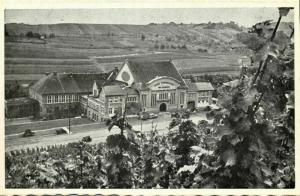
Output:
[{"xmin": 1, "ymin": 0, "xmax": 299, "ymax": 195}]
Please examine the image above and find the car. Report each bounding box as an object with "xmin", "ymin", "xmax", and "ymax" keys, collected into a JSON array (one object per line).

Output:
[
  {"xmin": 23, "ymin": 129, "xmax": 35, "ymax": 137},
  {"xmin": 139, "ymin": 112, "xmax": 158, "ymax": 120},
  {"xmin": 56, "ymin": 127, "xmax": 70, "ymax": 135},
  {"xmin": 82, "ymin": 136, "xmax": 92, "ymax": 143},
  {"xmin": 171, "ymin": 112, "xmax": 180, "ymax": 118}
]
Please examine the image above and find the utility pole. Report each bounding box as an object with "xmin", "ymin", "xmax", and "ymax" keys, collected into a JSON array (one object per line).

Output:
[{"xmin": 68, "ymin": 94, "xmax": 71, "ymax": 133}]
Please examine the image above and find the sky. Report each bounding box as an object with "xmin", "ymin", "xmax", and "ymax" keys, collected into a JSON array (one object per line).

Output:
[{"xmin": 5, "ymin": 8, "xmax": 294, "ymax": 27}]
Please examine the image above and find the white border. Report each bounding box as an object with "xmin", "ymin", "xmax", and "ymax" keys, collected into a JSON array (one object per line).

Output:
[{"xmin": 1, "ymin": 0, "xmax": 299, "ymax": 195}]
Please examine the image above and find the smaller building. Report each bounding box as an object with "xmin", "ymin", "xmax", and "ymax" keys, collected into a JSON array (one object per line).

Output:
[
  {"xmin": 5, "ymin": 97, "xmax": 39, "ymax": 119},
  {"xmin": 86, "ymin": 84, "xmax": 139, "ymax": 122},
  {"xmin": 185, "ymin": 79, "xmax": 214, "ymax": 110}
]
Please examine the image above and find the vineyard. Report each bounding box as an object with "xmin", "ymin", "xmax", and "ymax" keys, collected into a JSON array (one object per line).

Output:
[{"xmin": 5, "ymin": 8, "xmax": 294, "ymax": 188}]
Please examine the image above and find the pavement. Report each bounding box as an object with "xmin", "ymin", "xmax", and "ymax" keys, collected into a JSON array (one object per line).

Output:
[
  {"xmin": 5, "ymin": 117, "xmax": 94, "ymax": 135},
  {"xmin": 5, "ymin": 112, "xmax": 209, "ymax": 152}
]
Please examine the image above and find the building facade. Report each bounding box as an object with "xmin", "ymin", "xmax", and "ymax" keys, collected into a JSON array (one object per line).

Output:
[
  {"xmin": 83, "ymin": 59, "xmax": 215, "ymax": 121},
  {"xmin": 29, "ymin": 72, "xmax": 109, "ymax": 119}
]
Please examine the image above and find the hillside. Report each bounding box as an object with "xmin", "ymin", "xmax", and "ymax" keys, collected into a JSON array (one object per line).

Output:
[
  {"xmin": 4, "ymin": 22, "xmax": 293, "ymax": 86},
  {"xmin": 5, "ymin": 22, "xmax": 247, "ymax": 56}
]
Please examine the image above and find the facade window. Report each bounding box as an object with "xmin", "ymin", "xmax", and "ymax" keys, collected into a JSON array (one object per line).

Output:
[
  {"xmin": 58, "ymin": 95, "xmax": 62, "ymax": 102},
  {"xmin": 170, "ymin": 92, "xmax": 176, "ymax": 104},
  {"xmin": 94, "ymin": 90, "xmax": 97, "ymax": 96},
  {"xmin": 54, "ymin": 95, "xmax": 58, "ymax": 103},
  {"xmin": 127, "ymin": 96, "xmax": 137, "ymax": 102},
  {"xmin": 47, "ymin": 95, "xmax": 52, "ymax": 103},
  {"xmin": 109, "ymin": 108, "xmax": 113, "ymax": 114},
  {"xmin": 158, "ymin": 93, "xmax": 168, "ymax": 100},
  {"xmin": 68, "ymin": 94, "xmax": 72, "ymax": 102},
  {"xmin": 109, "ymin": 97, "xmax": 121, "ymax": 103},
  {"xmin": 62, "ymin": 94, "xmax": 66, "ymax": 103},
  {"xmin": 151, "ymin": 94, "xmax": 156, "ymax": 107},
  {"xmin": 180, "ymin": 92, "xmax": 185, "ymax": 105},
  {"xmin": 142, "ymin": 94, "xmax": 147, "ymax": 107}
]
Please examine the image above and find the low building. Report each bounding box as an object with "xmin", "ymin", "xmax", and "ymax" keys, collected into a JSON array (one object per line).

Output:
[
  {"xmin": 29, "ymin": 72, "xmax": 109, "ymax": 119},
  {"xmin": 5, "ymin": 97, "xmax": 39, "ymax": 119},
  {"xmin": 86, "ymin": 84, "xmax": 139, "ymax": 121},
  {"xmin": 185, "ymin": 79, "xmax": 214, "ymax": 110}
]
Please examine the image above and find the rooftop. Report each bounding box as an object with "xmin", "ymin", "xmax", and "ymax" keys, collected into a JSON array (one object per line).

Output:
[
  {"xmin": 6, "ymin": 97, "xmax": 39, "ymax": 106},
  {"xmin": 30, "ymin": 72, "xmax": 110, "ymax": 95},
  {"xmin": 102, "ymin": 85, "xmax": 139, "ymax": 96},
  {"xmin": 125, "ymin": 60, "xmax": 187, "ymax": 88},
  {"xmin": 187, "ymin": 82, "xmax": 214, "ymax": 92}
]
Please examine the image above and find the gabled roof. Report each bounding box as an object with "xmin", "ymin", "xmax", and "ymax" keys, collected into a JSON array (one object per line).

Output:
[
  {"xmin": 126, "ymin": 60, "xmax": 187, "ymax": 88},
  {"xmin": 187, "ymin": 82, "xmax": 214, "ymax": 92},
  {"xmin": 102, "ymin": 85, "xmax": 139, "ymax": 96},
  {"xmin": 30, "ymin": 72, "xmax": 109, "ymax": 95}
]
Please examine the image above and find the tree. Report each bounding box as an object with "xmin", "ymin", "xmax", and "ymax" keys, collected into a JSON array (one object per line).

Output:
[
  {"xmin": 199, "ymin": 7, "xmax": 294, "ymax": 188},
  {"xmin": 26, "ymin": 31, "xmax": 34, "ymax": 38}
]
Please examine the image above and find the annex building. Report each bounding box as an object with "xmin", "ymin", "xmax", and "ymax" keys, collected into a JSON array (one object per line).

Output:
[
  {"xmin": 83, "ymin": 59, "xmax": 214, "ymax": 122},
  {"xmin": 29, "ymin": 72, "xmax": 110, "ymax": 119}
]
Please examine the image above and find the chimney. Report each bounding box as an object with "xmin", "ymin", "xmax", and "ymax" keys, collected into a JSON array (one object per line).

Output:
[{"xmin": 114, "ymin": 67, "xmax": 119, "ymax": 74}]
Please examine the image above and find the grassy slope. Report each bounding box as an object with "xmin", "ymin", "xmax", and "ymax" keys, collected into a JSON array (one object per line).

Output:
[{"xmin": 4, "ymin": 23, "xmax": 263, "ymax": 83}]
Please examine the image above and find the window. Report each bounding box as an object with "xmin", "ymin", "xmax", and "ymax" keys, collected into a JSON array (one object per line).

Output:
[
  {"xmin": 142, "ymin": 94, "xmax": 147, "ymax": 107},
  {"xmin": 109, "ymin": 108, "xmax": 113, "ymax": 114},
  {"xmin": 72, "ymin": 94, "xmax": 75, "ymax": 102},
  {"xmin": 94, "ymin": 90, "xmax": 97, "ymax": 96},
  {"xmin": 170, "ymin": 92, "xmax": 176, "ymax": 104},
  {"xmin": 68, "ymin": 94, "xmax": 72, "ymax": 102},
  {"xmin": 62, "ymin": 94, "xmax": 65, "ymax": 103},
  {"xmin": 47, "ymin": 95, "xmax": 52, "ymax": 103},
  {"xmin": 158, "ymin": 93, "xmax": 168, "ymax": 100},
  {"xmin": 127, "ymin": 96, "xmax": 137, "ymax": 102},
  {"xmin": 151, "ymin": 94, "xmax": 156, "ymax": 107},
  {"xmin": 58, "ymin": 95, "xmax": 62, "ymax": 102},
  {"xmin": 180, "ymin": 92, "xmax": 185, "ymax": 104},
  {"xmin": 54, "ymin": 95, "xmax": 58, "ymax": 103}
]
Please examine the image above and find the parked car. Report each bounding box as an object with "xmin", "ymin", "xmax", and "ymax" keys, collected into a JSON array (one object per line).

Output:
[
  {"xmin": 82, "ymin": 136, "xmax": 92, "ymax": 143},
  {"xmin": 171, "ymin": 112, "xmax": 180, "ymax": 118},
  {"xmin": 139, "ymin": 112, "xmax": 158, "ymax": 120},
  {"xmin": 171, "ymin": 110, "xmax": 190, "ymax": 119},
  {"xmin": 56, "ymin": 127, "xmax": 70, "ymax": 135},
  {"xmin": 23, "ymin": 129, "xmax": 35, "ymax": 137}
]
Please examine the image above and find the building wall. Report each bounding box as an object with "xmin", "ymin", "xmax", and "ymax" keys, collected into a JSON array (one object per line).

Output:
[{"xmin": 39, "ymin": 93, "xmax": 83, "ymax": 119}]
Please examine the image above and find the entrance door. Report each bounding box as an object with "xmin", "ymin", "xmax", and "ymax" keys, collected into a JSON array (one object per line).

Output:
[
  {"xmin": 159, "ymin": 103, "xmax": 167, "ymax": 112},
  {"xmin": 187, "ymin": 101, "xmax": 196, "ymax": 111}
]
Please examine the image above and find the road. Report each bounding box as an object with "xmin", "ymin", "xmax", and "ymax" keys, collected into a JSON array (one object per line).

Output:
[
  {"xmin": 5, "ymin": 112, "xmax": 209, "ymax": 152},
  {"xmin": 5, "ymin": 117, "xmax": 94, "ymax": 135}
]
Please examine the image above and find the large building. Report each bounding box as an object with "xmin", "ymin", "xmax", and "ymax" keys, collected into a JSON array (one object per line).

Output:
[
  {"xmin": 29, "ymin": 72, "xmax": 109, "ymax": 119},
  {"xmin": 84, "ymin": 59, "xmax": 214, "ymax": 121}
]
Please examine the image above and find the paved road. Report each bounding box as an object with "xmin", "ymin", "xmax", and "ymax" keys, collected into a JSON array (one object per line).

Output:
[
  {"xmin": 5, "ymin": 117, "xmax": 94, "ymax": 135},
  {"xmin": 5, "ymin": 112, "xmax": 209, "ymax": 152}
]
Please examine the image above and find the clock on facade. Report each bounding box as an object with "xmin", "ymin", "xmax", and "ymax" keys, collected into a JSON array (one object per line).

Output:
[{"xmin": 121, "ymin": 71, "xmax": 130, "ymax": 82}]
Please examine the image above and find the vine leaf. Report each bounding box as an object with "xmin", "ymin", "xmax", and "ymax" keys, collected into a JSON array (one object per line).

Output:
[{"xmin": 221, "ymin": 149, "xmax": 237, "ymax": 167}]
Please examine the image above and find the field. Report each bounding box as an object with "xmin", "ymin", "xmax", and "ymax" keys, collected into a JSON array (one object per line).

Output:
[{"xmin": 5, "ymin": 23, "xmax": 250, "ymax": 89}]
